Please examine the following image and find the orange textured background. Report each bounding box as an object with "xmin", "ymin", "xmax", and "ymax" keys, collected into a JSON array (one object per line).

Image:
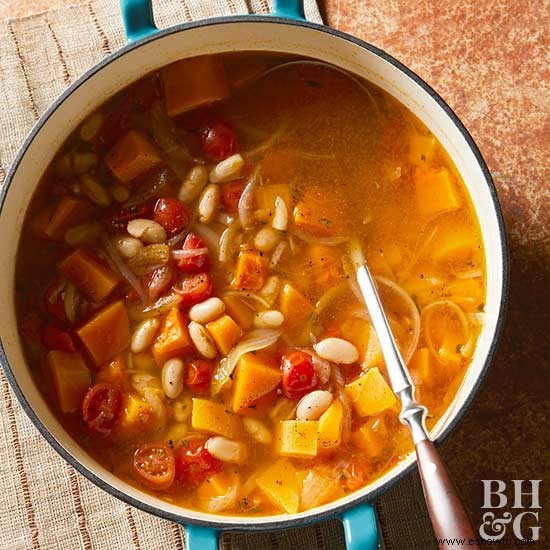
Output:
[{"xmin": 1, "ymin": 0, "xmax": 549, "ymax": 544}]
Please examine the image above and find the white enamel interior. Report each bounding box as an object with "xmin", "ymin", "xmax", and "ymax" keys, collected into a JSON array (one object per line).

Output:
[{"xmin": 0, "ymin": 20, "xmax": 505, "ymax": 528}]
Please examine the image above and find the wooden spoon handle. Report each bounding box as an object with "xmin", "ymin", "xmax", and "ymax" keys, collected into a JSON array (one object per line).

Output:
[{"xmin": 416, "ymin": 439, "xmax": 480, "ymax": 549}]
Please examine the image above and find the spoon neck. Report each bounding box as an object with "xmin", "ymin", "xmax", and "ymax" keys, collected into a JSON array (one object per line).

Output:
[{"xmin": 398, "ymin": 386, "xmax": 429, "ymax": 443}]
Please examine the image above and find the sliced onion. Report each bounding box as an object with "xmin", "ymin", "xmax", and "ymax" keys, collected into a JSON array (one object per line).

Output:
[
  {"xmin": 123, "ymin": 169, "xmax": 169, "ymax": 209},
  {"xmin": 63, "ymin": 283, "xmax": 79, "ymax": 324},
  {"xmin": 150, "ymin": 101, "xmax": 192, "ymax": 179},
  {"xmin": 301, "ymin": 469, "xmax": 340, "ymax": 510},
  {"xmin": 166, "ymin": 231, "xmax": 187, "ymax": 247},
  {"xmin": 172, "ymin": 247, "xmax": 209, "ymax": 260},
  {"xmin": 290, "ymin": 229, "xmax": 349, "ymax": 247},
  {"xmin": 100, "ymin": 232, "xmax": 147, "ymax": 304},
  {"xmin": 269, "ymin": 241, "xmax": 288, "ymax": 269},
  {"xmin": 222, "ymin": 290, "xmax": 272, "ymax": 309},
  {"xmin": 375, "ymin": 276, "xmax": 420, "ymax": 364},
  {"xmin": 211, "ymin": 329, "xmax": 281, "ymax": 395},
  {"xmin": 208, "ymin": 484, "xmax": 239, "ymax": 513},
  {"xmin": 146, "ymin": 265, "xmax": 174, "ymax": 302},
  {"xmin": 136, "ymin": 292, "xmax": 182, "ymax": 319},
  {"xmin": 456, "ymin": 268, "xmax": 483, "ymax": 279},
  {"xmin": 314, "ymin": 281, "xmax": 351, "ymax": 316},
  {"xmin": 219, "ymin": 220, "xmax": 241, "ymax": 263},
  {"xmin": 243, "ymin": 121, "xmax": 288, "ymax": 159},
  {"xmin": 421, "ymin": 300, "xmax": 471, "ymax": 365},
  {"xmin": 238, "ymin": 166, "xmax": 261, "ymax": 230},
  {"xmin": 193, "ymin": 222, "xmax": 221, "ymax": 257}
]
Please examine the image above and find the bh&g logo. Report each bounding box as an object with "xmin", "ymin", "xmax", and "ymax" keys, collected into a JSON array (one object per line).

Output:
[{"xmin": 480, "ymin": 480, "xmax": 542, "ymax": 541}]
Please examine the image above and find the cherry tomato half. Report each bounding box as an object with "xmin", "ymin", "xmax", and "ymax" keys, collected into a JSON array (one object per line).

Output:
[
  {"xmin": 185, "ymin": 359, "xmax": 214, "ymax": 393},
  {"xmin": 174, "ymin": 273, "xmax": 213, "ymax": 307},
  {"xmin": 42, "ymin": 324, "xmax": 76, "ymax": 352},
  {"xmin": 281, "ymin": 351, "xmax": 318, "ymax": 399},
  {"xmin": 176, "ymin": 439, "xmax": 222, "ymax": 487},
  {"xmin": 175, "ymin": 233, "xmax": 210, "ymax": 274},
  {"xmin": 199, "ymin": 119, "xmax": 237, "ymax": 162},
  {"xmin": 82, "ymin": 383, "xmax": 122, "ymax": 436},
  {"xmin": 133, "ymin": 443, "xmax": 175, "ymax": 491},
  {"xmin": 153, "ymin": 198, "xmax": 191, "ymax": 236},
  {"xmin": 220, "ymin": 179, "xmax": 246, "ymax": 213}
]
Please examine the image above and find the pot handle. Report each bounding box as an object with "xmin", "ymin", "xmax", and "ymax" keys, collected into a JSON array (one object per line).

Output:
[
  {"xmin": 183, "ymin": 502, "xmax": 378, "ymax": 550},
  {"xmin": 120, "ymin": 0, "xmax": 157, "ymax": 43},
  {"xmin": 341, "ymin": 503, "xmax": 380, "ymax": 550},
  {"xmin": 272, "ymin": 0, "xmax": 305, "ymax": 20}
]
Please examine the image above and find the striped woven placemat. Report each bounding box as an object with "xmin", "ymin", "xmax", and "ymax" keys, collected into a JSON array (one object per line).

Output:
[{"xmin": 0, "ymin": 1, "xmax": 436, "ymax": 548}]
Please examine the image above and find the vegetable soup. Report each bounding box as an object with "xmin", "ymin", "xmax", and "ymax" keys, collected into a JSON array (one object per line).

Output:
[{"xmin": 15, "ymin": 53, "xmax": 486, "ymax": 516}]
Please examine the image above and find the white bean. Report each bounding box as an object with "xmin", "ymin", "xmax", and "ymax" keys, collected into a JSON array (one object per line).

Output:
[
  {"xmin": 161, "ymin": 358, "xmax": 185, "ymax": 399},
  {"xmin": 253, "ymin": 310, "xmax": 284, "ymax": 328},
  {"xmin": 113, "ymin": 235, "xmax": 143, "ymax": 259},
  {"xmin": 197, "ymin": 183, "xmax": 220, "ymax": 223},
  {"xmin": 205, "ymin": 436, "xmax": 247, "ymax": 463},
  {"xmin": 254, "ymin": 226, "xmax": 280, "ymax": 252},
  {"xmin": 242, "ymin": 417, "xmax": 272, "ymax": 445},
  {"xmin": 272, "ymin": 196, "xmax": 288, "ymax": 231},
  {"xmin": 314, "ymin": 337, "xmax": 359, "ymax": 364},
  {"xmin": 296, "ymin": 390, "xmax": 334, "ymax": 420},
  {"xmin": 80, "ymin": 174, "xmax": 111, "ymax": 206},
  {"xmin": 189, "ymin": 297, "xmax": 225, "ymax": 324},
  {"xmin": 72, "ymin": 152, "xmax": 98, "ymax": 174},
  {"xmin": 209, "ymin": 154, "xmax": 245, "ymax": 184},
  {"xmin": 127, "ymin": 218, "xmax": 167, "ymax": 244},
  {"xmin": 179, "ymin": 165, "xmax": 209, "ymax": 203},
  {"xmin": 131, "ymin": 318, "xmax": 160, "ymax": 353},
  {"xmin": 188, "ymin": 321, "xmax": 217, "ymax": 359}
]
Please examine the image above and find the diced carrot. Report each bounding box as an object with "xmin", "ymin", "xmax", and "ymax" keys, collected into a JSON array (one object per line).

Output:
[
  {"xmin": 105, "ymin": 129, "xmax": 163, "ymax": 184},
  {"xmin": 415, "ymin": 168, "xmax": 461, "ymax": 217},
  {"xmin": 161, "ymin": 56, "xmax": 230, "ymax": 117},
  {"xmin": 279, "ymin": 283, "xmax": 314, "ymax": 328},
  {"xmin": 46, "ymin": 350, "xmax": 91, "ymax": 413},
  {"xmin": 222, "ymin": 295, "xmax": 255, "ymax": 330},
  {"xmin": 152, "ymin": 307, "xmax": 194, "ymax": 365},
  {"xmin": 206, "ymin": 314, "xmax": 243, "ymax": 355},
  {"xmin": 233, "ymin": 250, "xmax": 267, "ymax": 291},
  {"xmin": 232, "ymin": 352, "xmax": 282, "ymax": 414},
  {"xmin": 293, "ymin": 187, "xmax": 344, "ymax": 237},
  {"xmin": 408, "ymin": 348, "xmax": 432, "ymax": 385},
  {"xmin": 77, "ymin": 301, "xmax": 129, "ymax": 366},
  {"xmin": 43, "ymin": 197, "xmax": 92, "ymax": 240},
  {"xmin": 59, "ymin": 248, "xmax": 119, "ymax": 302}
]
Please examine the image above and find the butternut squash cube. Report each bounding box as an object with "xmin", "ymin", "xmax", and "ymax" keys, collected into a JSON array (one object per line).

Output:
[
  {"xmin": 408, "ymin": 348, "xmax": 432, "ymax": 385},
  {"xmin": 77, "ymin": 301, "xmax": 129, "ymax": 366},
  {"xmin": 317, "ymin": 399, "xmax": 344, "ymax": 453},
  {"xmin": 196, "ymin": 471, "xmax": 234, "ymax": 502},
  {"xmin": 254, "ymin": 184, "xmax": 292, "ymax": 217},
  {"xmin": 351, "ymin": 416, "xmax": 389, "ymax": 459},
  {"xmin": 341, "ymin": 318, "xmax": 383, "ymax": 367},
  {"xmin": 276, "ymin": 420, "xmax": 318, "ymax": 458},
  {"xmin": 345, "ymin": 367, "xmax": 397, "ymax": 417},
  {"xmin": 191, "ymin": 398, "xmax": 240, "ymax": 439},
  {"xmin": 233, "ymin": 250, "xmax": 267, "ymax": 291},
  {"xmin": 206, "ymin": 314, "xmax": 243, "ymax": 355},
  {"xmin": 222, "ymin": 295, "xmax": 255, "ymax": 330},
  {"xmin": 162, "ymin": 56, "xmax": 230, "ymax": 118},
  {"xmin": 293, "ymin": 187, "xmax": 344, "ymax": 237},
  {"xmin": 95, "ymin": 354, "xmax": 126, "ymax": 384},
  {"xmin": 415, "ymin": 168, "xmax": 461, "ymax": 218},
  {"xmin": 44, "ymin": 197, "xmax": 91, "ymax": 240},
  {"xmin": 114, "ymin": 393, "xmax": 153, "ymax": 440},
  {"xmin": 279, "ymin": 283, "xmax": 314, "ymax": 328},
  {"xmin": 431, "ymin": 229, "xmax": 476, "ymax": 266},
  {"xmin": 59, "ymin": 248, "xmax": 119, "ymax": 302},
  {"xmin": 256, "ymin": 459, "xmax": 299, "ymax": 514},
  {"xmin": 303, "ymin": 245, "xmax": 343, "ymax": 288},
  {"xmin": 408, "ymin": 132, "xmax": 437, "ymax": 166},
  {"xmin": 105, "ymin": 129, "xmax": 163, "ymax": 184},
  {"xmin": 232, "ymin": 353, "xmax": 282, "ymax": 414},
  {"xmin": 152, "ymin": 307, "xmax": 194, "ymax": 364},
  {"xmin": 46, "ymin": 351, "xmax": 91, "ymax": 413}
]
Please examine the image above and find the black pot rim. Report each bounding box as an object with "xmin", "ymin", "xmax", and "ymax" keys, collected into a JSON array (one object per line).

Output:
[{"xmin": 0, "ymin": 14, "xmax": 509, "ymax": 532}]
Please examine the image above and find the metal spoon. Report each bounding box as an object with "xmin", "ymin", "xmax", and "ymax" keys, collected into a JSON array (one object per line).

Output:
[{"xmin": 349, "ymin": 241, "xmax": 480, "ymax": 550}]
